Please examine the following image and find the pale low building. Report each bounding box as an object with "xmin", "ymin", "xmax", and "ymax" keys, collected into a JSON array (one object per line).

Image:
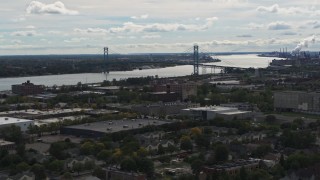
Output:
[
  {"xmin": 181, "ymin": 106, "xmax": 252, "ymax": 121},
  {"xmin": 274, "ymin": 91, "xmax": 320, "ymax": 113},
  {"xmin": 0, "ymin": 117, "xmax": 34, "ymax": 132}
]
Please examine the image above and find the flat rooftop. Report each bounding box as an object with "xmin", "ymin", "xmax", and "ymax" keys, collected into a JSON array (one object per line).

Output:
[
  {"xmin": 0, "ymin": 108, "xmax": 90, "ymax": 117},
  {"xmin": 219, "ymin": 110, "xmax": 251, "ymax": 115},
  {"xmin": 64, "ymin": 119, "xmax": 173, "ymax": 134},
  {"xmin": 0, "ymin": 117, "xmax": 33, "ymax": 125},
  {"xmin": 184, "ymin": 106, "xmax": 238, "ymax": 112}
]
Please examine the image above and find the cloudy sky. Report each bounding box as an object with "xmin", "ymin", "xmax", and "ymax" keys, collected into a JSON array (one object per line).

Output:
[{"xmin": 0, "ymin": 0, "xmax": 319, "ymax": 55}]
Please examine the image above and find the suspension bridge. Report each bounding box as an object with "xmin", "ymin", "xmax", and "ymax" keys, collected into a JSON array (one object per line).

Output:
[{"xmin": 102, "ymin": 45, "xmax": 248, "ymax": 76}]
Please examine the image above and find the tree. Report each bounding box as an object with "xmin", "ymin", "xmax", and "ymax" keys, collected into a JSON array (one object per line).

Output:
[
  {"xmin": 239, "ymin": 166, "xmax": 248, "ymax": 180},
  {"xmin": 62, "ymin": 172, "xmax": 73, "ymax": 180},
  {"xmin": 121, "ymin": 140, "xmax": 140, "ymax": 156},
  {"xmin": 214, "ymin": 144, "xmax": 229, "ymax": 162},
  {"xmin": 1, "ymin": 125, "xmax": 23, "ymax": 144},
  {"xmin": 195, "ymin": 134, "xmax": 210, "ymax": 149},
  {"xmin": 252, "ymin": 145, "xmax": 272, "ymax": 158},
  {"xmin": 137, "ymin": 147, "xmax": 148, "ymax": 157},
  {"xmin": 84, "ymin": 160, "xmax": 95, "ymax": 170},
  {"xmin": 248, "ymin": 169, "xmax": 272, "ymax": 180},
  {"xmin": 180, "ymin": 136, "xmax": 193, "ymax": 151},
  {"xmin": 120, "ymin": 157, "xmax": 137, "ymax": 172},
  {"xmin": 167, "ymin": 144, "xmax": 177, "ymax": 155},
  {"xmin": 16, "ymin": 162, "xmax": 30, "ymax": 173},
  {"xmin": 80, "ymin": 142, "xmax": 95, "ymax": 155},
  {"xmin": 93, "ymin": 167, "xmax": 106, "ymax": 180},
  {"xmin": 136, "ymin": 158, "xmax": 154, "ymax": 177},
  {"xmin": 280, "ymin": 130, "xmax": 316, "ymax": 149},
  {"xmin": 190, "ymin": 127, "xmax": 202, "ymax": 137},
  {"xmin": 72, "ymin": 162, "xmax": 84, "ymax": 175},
  {"xmin": 31, "ymin": 164, "xmax": 46, "ymax": 180},
  {"xmin": 48, "ymin": 160, "xmax": 64, "ymax": 172},
  {"xmin": 157, "ymin": 144, "xmax": 165, "ymax": 155},
  {"xmin": 191, "ymin": 159, "xmax": 204, "ymax": 176},
  {"xmin": 97, "ymin": 150, "xmax": 112, "ymax": 164},
  {"xmin": 265, "ymin": 115, "xmax": 276, "ymax": 124}
]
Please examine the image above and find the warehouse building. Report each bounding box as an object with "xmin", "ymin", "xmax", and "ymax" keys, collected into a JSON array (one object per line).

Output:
[
  {"xmin": 0, "ymin": 117, "xmax": 34, "ymax": 132},
  {"xmin": 12, "ymin": 81, "xmax": 44, "ymax": 95},
  {"xmin": 61, "ymin": 119, "xmax": 173, "ymax": 138},
  {"xmin": 181, "ymin": 106, "xmax": 252, "ymax": 120},
  {"xmin": 274, "ymin": 91, "xmax": 320, "ymax": 113}
]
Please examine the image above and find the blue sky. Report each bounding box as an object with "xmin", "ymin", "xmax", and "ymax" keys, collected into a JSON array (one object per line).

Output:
[{"xmin": 0, "ymin": 0, "xmax": 319, "ymax": 55}]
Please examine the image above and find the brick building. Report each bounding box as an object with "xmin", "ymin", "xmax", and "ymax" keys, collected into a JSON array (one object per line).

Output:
[{"xmin": 12, "ymin": 81, "xmax": 44, "ymax": 95}]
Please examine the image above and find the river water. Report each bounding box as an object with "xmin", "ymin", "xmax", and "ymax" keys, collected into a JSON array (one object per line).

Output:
[{"xmin": 0, "ymin": 54, "xmax": 276, "ymax": 91}]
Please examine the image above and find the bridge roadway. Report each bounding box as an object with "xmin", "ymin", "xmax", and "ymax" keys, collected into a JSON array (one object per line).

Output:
[{"xmin": 199, "ymin": 63, "xmax": 249, "ymax": 70}]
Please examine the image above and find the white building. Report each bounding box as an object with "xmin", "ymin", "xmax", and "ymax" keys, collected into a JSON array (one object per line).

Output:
[
  {"xmin": 181, "ymin": 106, "xmax": 252, "ymax": 120},
  {"xmin": 0, "ymin": 117, "xmax": 34, "ymax": 132}
]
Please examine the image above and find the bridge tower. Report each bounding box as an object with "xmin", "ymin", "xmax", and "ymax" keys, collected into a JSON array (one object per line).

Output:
[
  {"xmin": 193, "ymin": 44, "xmax": 199, "ymax": 75},
  {"xmin": 103, "ymin": 47, "xmax": 109, "ymax": 73}
]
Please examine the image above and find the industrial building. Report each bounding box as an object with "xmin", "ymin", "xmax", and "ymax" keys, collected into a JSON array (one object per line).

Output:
[
  {"xmin": 12, "ymin": 80, "xmax": 44, "ymax": 95},
  {"xmin": 181, "ymin": 106, "xmax": 252, "ymax": 120},
  {"xmin": 274, "ymin": 91, "xmax": 320, "ymax": 113},
  {"xmin": 202, "ymin": 160, "xmax": 260, "ymax": 177},
  {"xmin": 152, "ymin": 83, "xmax": 198, "ymax": 101},
  {"xmin": 132, "ymin": 101, "xmax": 200, "ymax": 116},
  {"xmin": 0, "ymin": 117, "xmax": 34, "ymax": 132},
  {"xmin": 61, "ymin": 119, "xmax": 173, "ymax": 138}
]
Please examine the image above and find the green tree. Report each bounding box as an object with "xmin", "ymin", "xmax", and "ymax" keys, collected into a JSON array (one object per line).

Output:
[
  {"xmin": 136, "ymin": 158, "xmax": 154, "ymax": 177},
  {"xmin": 191, "ymin": 159, "xmax": 204, "ymax": 176},
  {"xmin": 97, "ymin": 150, "xmax": 112, "ymax": 164},
  {"xmin": 62, "ymin": 172, "xmax": 73, "ymax": 180},
  {"xmin": 252, "ymin": 145, "xmax": 272, "ymax": 158},
  {"xmin": 166, "ymin": 144, "xmax": 177, "ymax": 155},
  {"xmin": 120, "ymin": 157, "xmax": 137, "ymax": 172},
  {"xmin": 93, "ymin": 167, "xmax": 106, "ymax": 180},
  {"xmin": 80, "ymin": 142, "xmax": 95, "ymax": 155},
  {"xmin": 157, "ymin": 144, "xmax": 165, "ymax": 155},
  {"xmin": 239, "ymin": 166, "xmax": 248, "ymax": 180},
  {"xmin": 84, "ymin": 160, "xmax": 95, "ymax": 170},
  {"xmin": 72, "ymin": 162, "xmax": 84, "ymax": 175},
  {"xmin": 195, "ymin": 134, "xmax": 210, "ymax": 149},
  {"xmin": 214, "ymin": 144, "xmax": 229, "ymax": 162},
  {"xmin": 1, "ymin": 125, "xmax": 23, "ymax": 144},
  {"xmin": 16, "ymin": 162, "xmax": 30, "ymax": 173},
  {"xmin": 180, "ymin": 136, "xmax": 193, "ymax": 151},
  {"xmin": 265, "ymin": 115, "xmax": 276, "ymax": 124},
  {"xmin": 31, "ymin": 164, "xmax": 46, "ymax": 180},
  {"xmin": 48, "ymin": 160, "xmax": 64, "ymax": 172}
]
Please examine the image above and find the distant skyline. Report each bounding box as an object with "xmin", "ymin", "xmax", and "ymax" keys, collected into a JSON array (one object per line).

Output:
[{"xmin": 0, "ymin": 0, "xmax": 319, "ymax": 55}]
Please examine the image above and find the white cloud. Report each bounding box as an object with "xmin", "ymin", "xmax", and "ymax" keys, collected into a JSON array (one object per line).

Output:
[
  {"xmin": 142, "ymin": 34, "xmax": 161, "ymax": 39},
  {"xmin": 12, "ymin": 16, "xmax": 26, "ymax": 22},
  {"xmin": 248, "ymin": 23, "xmax": 264, "ymax": 30},
  {"xmin": 131, "ymin": 14, "xmax": 149, "ymax": 20},
  {"xmin": 11, "ymin": 40, "xmax": 23, "ymax": 44},
  {"xmin": 237, "ymin": 34, "xmax": 253, "ymax": 38},
  {"xmin": 109, "ymin": 18, "xmax": 218, "ymax": 33},
  {"xmin": 74, "ymin": 28, "xmax": 108, "ymax": 34},
  {"xmin": 267, "ymin": 21, "xmax": 292, "ymax": 30},
  {"xmin": 306, "ymin": 20, "xmax": 320, "ymax": 29},
  {"xmin": 64, "ymin": 37, "xmax": 87, "ymax": 43},
  {"xmin": 256, "ymin": 4, "xmax": 320, "ymax": 16},
  {"xmin": 257, "ymin": 4, "xmax": 280, "ymax": 13},
  {"xmin": 75, "ymin": 17, "xmax": 218, "ymax": 35},
  {"xmin": 26, "ymin": 1, "xmax": 78, "ymax": 15},
  {"xmin": 25, "ymin": 25, "xmax": 36, "ymax": 29},
  {"xmin": 281, "ymin": 32, "xmax": 297, "ymax": 36},
  {"xmin": 11, "ymin": 30, "xmax": 38, "ymax": 37}
]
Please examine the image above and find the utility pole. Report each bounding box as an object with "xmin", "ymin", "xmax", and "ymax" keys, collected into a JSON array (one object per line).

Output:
[
  {"xmin": 103, "ymin": 47, "xmax": 109, "ymax": 73},
  {"xmin": 193, "ymin": 44, "xmax": 199, "ymax": 75}
]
